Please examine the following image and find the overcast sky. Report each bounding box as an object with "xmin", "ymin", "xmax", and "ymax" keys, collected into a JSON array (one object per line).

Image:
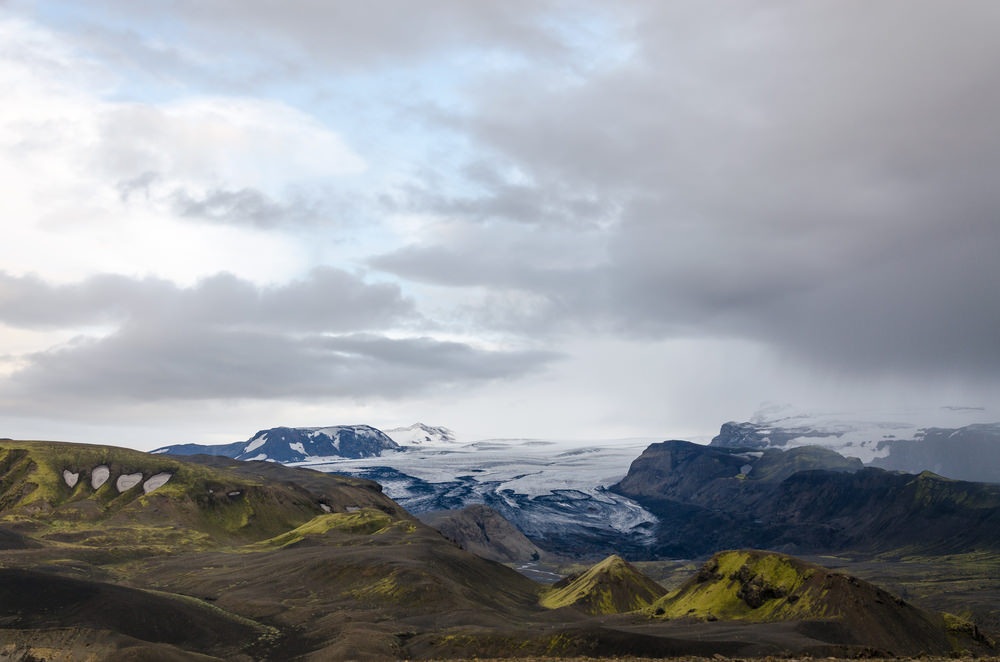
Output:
[{"xmin": 2, "ymin": 1, "xmax": 999, "ymax": 449}]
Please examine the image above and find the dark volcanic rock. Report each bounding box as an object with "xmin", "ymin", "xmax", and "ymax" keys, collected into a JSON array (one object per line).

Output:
[
  {"xmin": 611, "ymin": 440, "xmax": 1000, "ymax": 557},
  {"xmin": 419, "ymin": 504, "xmax": 545, "ymax": 563}
]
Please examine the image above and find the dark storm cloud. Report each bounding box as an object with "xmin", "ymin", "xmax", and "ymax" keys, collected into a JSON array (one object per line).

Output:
[
  {"xmin": 372, "ymin": 2, "xmax": 1000, "ymax": 380},
  {"xmin": 0, "ymin": 271, "xmax": 557, "ymax": 405}
]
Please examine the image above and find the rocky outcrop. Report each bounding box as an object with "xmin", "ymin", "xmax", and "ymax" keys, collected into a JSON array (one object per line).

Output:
[{"xmin": 418, "ymin": 504, "xmax": 545, "ymax": 563}]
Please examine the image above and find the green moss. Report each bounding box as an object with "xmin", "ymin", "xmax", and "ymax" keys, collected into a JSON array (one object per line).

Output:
[
  {"xmin": 540, "ymin": 554, "xmax": 665, "ymax": 614},
  {"xmin": 650, "ymin": 550, "xmax": 832, "ymax": 622},
  {"xmin": 251, "ymin": 508, "xmax": 395, "ymax": 549}
]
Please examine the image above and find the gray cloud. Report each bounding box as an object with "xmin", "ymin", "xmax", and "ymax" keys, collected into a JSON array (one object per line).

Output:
[
  {"xmin": 0, "ymin": 270, "xmax": 557, "ymax": 407},
  {"xmin": 0, "ymin": 269, "xmax": 413, "ymax": 331},
  {"xmin": 370, "ymin": 2, "xmax": 1000, "ymax": 382},
  {"xmin": 170, "ymin": 187, "xmax": 317, "ymax": 228},
  {"xmin": 3, "ymin": 327, "xmax": 555, "ymax": 404},
  {"xmin": 74, "ymin": 0, "xmax": 573, "ymax": 74}
]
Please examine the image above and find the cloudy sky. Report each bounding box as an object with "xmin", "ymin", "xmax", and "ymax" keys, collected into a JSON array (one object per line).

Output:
[{"xmin": 2, "ymin": 1, "xmax": 999, "ymax": 449}]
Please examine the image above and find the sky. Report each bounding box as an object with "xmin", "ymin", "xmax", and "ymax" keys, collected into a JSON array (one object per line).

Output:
[{"xmin": 1, "ymin": 1, "xmax": 999, "ymax": 449}]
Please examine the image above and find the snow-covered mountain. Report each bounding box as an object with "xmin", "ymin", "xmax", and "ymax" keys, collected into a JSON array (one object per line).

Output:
[
  {"xmin": 153, "ymin": 425, "xmax": 399, "ymax": 462},
  {"xmin": 384, "ymin": 423, "xmax": 458, "ymax": 447},
  {"xmin": 710, "ymin": 405, "xmax": 1000, "ymax": 483}
]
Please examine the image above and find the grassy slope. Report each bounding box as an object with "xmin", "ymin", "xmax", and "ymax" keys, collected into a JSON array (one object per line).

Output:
[
  {"xmin": 651, "ymin": 550, "xmax": 991, "ymax": 656},
  {"xmin": 540, "ymin": 555, "xmax": 666, "ymax": 614}
]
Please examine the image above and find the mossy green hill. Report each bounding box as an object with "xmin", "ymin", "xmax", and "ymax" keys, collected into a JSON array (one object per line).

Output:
[
  {"xmin": 0, "ymin": 439, "xmax": 401, "ymax": 554},
  {"xmin": 541, "ymin": 555, "xmax": 667, "ymax": 614},
  {"xmin": 651, "ymin": 550, "xmax": 990, "ymax": 656}
]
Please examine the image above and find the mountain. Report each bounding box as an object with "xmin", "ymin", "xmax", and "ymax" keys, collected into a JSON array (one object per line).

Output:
[
  {"xmin": 418, "ymin": 504, "xmax": 546, "ymax": 563},
  {"xmin": 868, "ymin": 423, "xmax": 1000, "ymax": 483},
  {"xmin": 540, "ymin": 554, "xmax": 666, "ymax": 614},
  {"xmin": 153, "ymin": 424, "xmax": 400, "ymax": 462},
  {"xmin": 711, "ymin": 410, "xmax": 1000, "ymax": 483},
  {"xmin": 611, "ymin": 440, "xmax": 1000, "ymax": 557},
  {"xmin": 385, "ymin": 422, "xmax": 458, "ymax": 446},
  {"xmin": 650, "ymin": 550, "xmax": 991, "ymax": 656}
]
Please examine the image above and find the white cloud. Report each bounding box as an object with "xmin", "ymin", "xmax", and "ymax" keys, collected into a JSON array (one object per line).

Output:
[{"xmin": 0, "ymin": 15, "xmax": 363, "ymax": 286}]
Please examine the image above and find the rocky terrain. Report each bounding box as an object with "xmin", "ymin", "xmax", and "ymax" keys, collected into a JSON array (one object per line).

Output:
[
  {"xmin": 611, "ymin": 440, "xmax": 1000, "ymax": 558},
  {"xmin": 418, "ymin": 503, "xmax": 547, "ymax": 564}
]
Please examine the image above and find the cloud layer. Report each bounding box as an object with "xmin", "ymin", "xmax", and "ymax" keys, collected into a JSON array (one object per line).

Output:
[{"xmin": 3, "ymin": 2, "xmax": 999, "ymax": 442}]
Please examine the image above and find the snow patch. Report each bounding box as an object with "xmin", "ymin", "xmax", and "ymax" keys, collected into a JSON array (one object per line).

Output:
[
  {"xmin": 143, "ymin": 472, "xmax": 172, "ymax": 494},
  {"xmin": 244, "ymin": 433, "xmax": 268, "ymax": 454},
  {"xmin": 289, "ymin": 442, "xmax": 306, "ymax": 455},
  {"xmin": 116, "ymin": 473, "xmax": 142, "ymax": 492},
  {"xmin": 91, "ymin": 465, "xmax": 110, "ymax": 490},
  {"xmin": 247, "ymin": 453, "xmax": 268, "ymax": 461},
  {"xmin": 62, "ymin": 470, "xmax": 79, "ymax": 488},
  {"xmin": 319, "ymin": 503, "xmax": 332, "ymax": 513}
]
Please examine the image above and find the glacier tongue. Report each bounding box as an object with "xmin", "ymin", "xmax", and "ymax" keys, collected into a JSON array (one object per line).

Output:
[{"xmin": 297, "ymin": 437, "xmax": 662, "ymax": 558}]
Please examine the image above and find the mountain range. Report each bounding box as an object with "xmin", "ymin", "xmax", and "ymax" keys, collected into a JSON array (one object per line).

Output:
[
  {"xmin": 153, "ymin": 424, "xmax": 400, "ymax": 462},
  {"xmin": 0, "ymin": 437, "xmax": 994, "ymax": 660},
  {"xmin": 711, "ymin": 412, "xmax": 1000, "ymax": 483}
]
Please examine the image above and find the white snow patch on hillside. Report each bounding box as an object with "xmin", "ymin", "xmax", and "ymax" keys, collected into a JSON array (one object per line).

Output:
[
  {"xmin": 244, "ymin": 433, "xmax": 268, "ymax": 454},
  {"xmin": 289, "ymin": 442, "xmax": 306, "ymax": 455},
  {"xmin": 116, "ymin": 473, "xmax": 142, "ymax": 492},
  {"xmin": 143, "ymin": 472, "xmax": 172, "ymax": 494},
  {"xmin": 91, "ymin": 465, "xmax": 109, "ymax": 489}
]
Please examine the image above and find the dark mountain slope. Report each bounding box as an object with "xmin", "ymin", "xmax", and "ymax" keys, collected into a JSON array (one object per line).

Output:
[
  {"xmin": 418, "ymin": 504, "xmax": 546, "ymax": 563},
  {"xmin": 0, "ymin": 567, "xmax": 270, "ymax": 660},
  {"xmin": 611, "ymin": 440, "xmax": 1000, "ymax": 557}
]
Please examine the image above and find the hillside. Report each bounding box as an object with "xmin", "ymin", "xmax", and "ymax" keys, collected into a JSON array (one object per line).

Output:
[
  {"xmin": 611, "ymin": 440, "xmax": 1000, "ymax": 557},
  {"xmin": 540, "ymin": 555, "xmax": 666, "ymax": 614},
  {"xmin": 418, "ymin": 504, "xmax": 546, "ymax": 563},
  {"xmin": 651, "ymin": 550, "xmax": 991, "ymax": 656}
]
